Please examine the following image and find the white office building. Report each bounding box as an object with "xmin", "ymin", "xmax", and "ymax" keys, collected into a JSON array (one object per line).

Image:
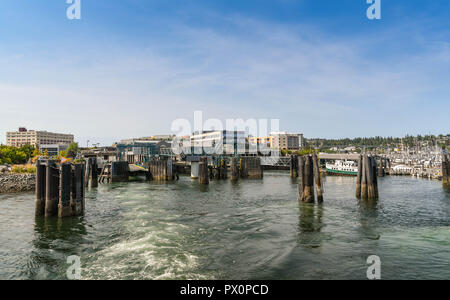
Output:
[{"xmin": 185, "ymin": 131, "xmax": 246, "ymax": 155}]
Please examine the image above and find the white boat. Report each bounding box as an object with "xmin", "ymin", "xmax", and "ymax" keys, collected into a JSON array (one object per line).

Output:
[{"xmin": 326, "ymin": 160, "xmax": 358, "ymax": 176}]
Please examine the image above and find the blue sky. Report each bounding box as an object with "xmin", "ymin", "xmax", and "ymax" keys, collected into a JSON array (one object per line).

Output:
[{"xmin": 0, "ymin": 0, "xmax": 449, "ymax": 145}]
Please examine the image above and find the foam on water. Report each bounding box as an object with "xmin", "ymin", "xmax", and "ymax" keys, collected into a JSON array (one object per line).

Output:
[{"xmin": 0, "ymin": 172, "xmax": 449, "ymax": 280}]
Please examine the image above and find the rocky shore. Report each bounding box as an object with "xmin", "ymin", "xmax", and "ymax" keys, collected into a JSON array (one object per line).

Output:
[{"xmin": 0, "ymin": 173, "xmax": 36, "ymax": 194}]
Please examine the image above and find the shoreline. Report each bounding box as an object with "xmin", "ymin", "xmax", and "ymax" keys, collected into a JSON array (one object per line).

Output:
[{"xmin": 0, "ymin": 173, "xmax": 36, "ymax": 194}]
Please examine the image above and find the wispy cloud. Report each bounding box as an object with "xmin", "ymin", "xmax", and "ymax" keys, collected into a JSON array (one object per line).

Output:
[{"xmin": 1, "ymin": 13, "xmax": 449, "ymax": 144}]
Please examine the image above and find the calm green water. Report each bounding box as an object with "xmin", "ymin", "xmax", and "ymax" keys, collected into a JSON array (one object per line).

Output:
[{"xmin": 0, "ymin": 172, "xmax": 449, "ymax": 280}]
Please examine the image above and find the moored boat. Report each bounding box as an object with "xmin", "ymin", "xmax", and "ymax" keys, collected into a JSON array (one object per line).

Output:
[{"xmin": 326, "ymin": 160, "xmax": 358, "ymax": 176}]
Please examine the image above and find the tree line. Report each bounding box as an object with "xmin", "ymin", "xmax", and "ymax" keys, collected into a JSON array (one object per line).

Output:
[
  {"xmin": 306, "ymin": 134, "xmax": 449, "ymax": 150},
  {"xmin": 0, "ymin": 143, "xmax": 79, "ymax": 165}
]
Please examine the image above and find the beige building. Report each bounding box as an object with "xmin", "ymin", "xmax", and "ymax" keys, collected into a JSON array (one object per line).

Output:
[
  {"xmin": 6, "ymin": 127, "xmax": 74, "ymax": 147},
  {"xmin": 249, "ymin": 132, "xmax": 304, "ymax": 151}
]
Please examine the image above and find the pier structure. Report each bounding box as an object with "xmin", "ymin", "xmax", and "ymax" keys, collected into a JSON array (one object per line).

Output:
[
  {"xmin": 35, "ymin": 159, "xmax": 85, "ymax": 218},
  {"xmin": 239, "ymin": 157, "xmax": 263, "ymax": 179},
  {"xmin": 211, "ymin": 156, "xmax": 228, "ymax": 180},
  {"xmin": 356, "ymin": 155, "xmax": 379, "ymax": 200},
  {"xmin": 111, "ymin": 161, "xmax": 131, "ymax": 182},
  {"xmin": 148, "ymin": 158, "xmax": 176, "ymax": 181},
  {"xmin": 185, "ymin": 154, "xmax": 263, "ymax": 182},
  {"xmin": 298, "ymin": 155, "xmax": 323, "ymax": 203}
]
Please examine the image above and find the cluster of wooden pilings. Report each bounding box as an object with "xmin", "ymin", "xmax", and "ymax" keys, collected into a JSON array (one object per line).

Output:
[
  {"xmin": 211, "ymin": 158, "xmax": 228, "ymax": 180},
  {"xmin": 193, "ymin": 156, "xmax": 263, "ymax": 185},
  {"xmin": 443, "ymin": 153, "xmax": 450, "ymax": 187},
  {"xmin": 240, "ymin": 157, "xmax": 263, "ymax": 179},
  {"xmin": 355, "ymin": 155, "xmax": 379, "ymax": 199},
  {"xmin": 110, "ymin": 161, "xmax": 130, "ymax": 182},
  {"xmin": 297, "ymin": 155, "xmax": 323, "ymax": 203},
  {"xmin": 35, "ymin": 160, "xmax": 85, "ymax": 218},
  {"xmin": 148, "ymin": 159, "xmax": 176, "ymax": 181}
]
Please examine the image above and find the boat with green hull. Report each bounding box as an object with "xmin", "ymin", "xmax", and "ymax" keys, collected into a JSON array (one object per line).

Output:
[{"xmin": 326, "ymin": 160, "xmax": 358, "ymax": 176}]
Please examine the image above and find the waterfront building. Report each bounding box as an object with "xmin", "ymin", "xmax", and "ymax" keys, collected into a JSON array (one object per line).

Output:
[
  {"xmin": 116, "ymin": 141, "xmax": 172, "ymax": 164},
  {"xmin": 189, "ymin": 131, "xmax": 246, "ymax": 155},
  {"xmin": 39, "ymin": 144, "xmax": 69, "ymax": 157},
  {"xmin": 6, "ymin": 127, "xmax": 74, "ymax": 148},
  {"xmin": 81, "ymin": 147, "xmax": 117, "ymax": 162},
  {"xmin": 249, "ymin": 132, "xmax": 304, "ymax": 151},
  {"xmin": 271, "ymin": 132, "xmax": 304, "ymax": 151}
]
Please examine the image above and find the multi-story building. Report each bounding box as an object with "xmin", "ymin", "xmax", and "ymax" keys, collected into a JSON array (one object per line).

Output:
[
  {"xmin": 185, "ymin": 131, "xmax": 246, "ymax": 155},
  {"xmin": 247, "ymin": 136, "xmax": 276, "ymax": 154},
  {"xmin": 271, "ymin": 132, "xmax": 304, "ymax": 151},
  {"xmin": 249, "ymin": 132, "xmax": 304, "ymax": 151},
  {"xmin": 6, "ymin": 127, "xmax": 74, "ymax": 148}
]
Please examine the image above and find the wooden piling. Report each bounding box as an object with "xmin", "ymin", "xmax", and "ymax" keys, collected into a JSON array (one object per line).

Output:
[
  {"xmin": 361, "ymin": 155, "xmax": 368, "ymax": 199},
  {"xmin": 90, "ymin": 158, "xmax": 98, "ymax": 188},
  {"xmin": 447, "ymin": 154, "xmax": 450, "ymax": 186},
  {"xmin": 230, "ymin": 157, "xmax": 239, "ymax": 182},
  {"xmin": 72, "ymin": 163, "xmax": 85, "ymax": 215},
  {"xmin": 240, "ymin": 157, "xmax": 248, "ymax": 179},
  {"xmin": 148, "ymin": 159, "xmax": 175, "ymax": 181},
  {"xmin": 156, "ymin": 161, "xmax": 162, "ymax": 181},
  {"xmin": 213, "ymin": 159, "xmax": 220, "ymax": 180},
  {"xmin": 372, "ymin": 157, "xmax": 379, "ymax": 198},
  {"xmin": 304, "ymin": 155, "xmax": 315, "ymax": 203},
  {"xmin": 58, "ymin": 163, "xmax": 72, "ymax": 218},
  {"xmin": 356, "ymin": 155, "xmax": 362, "ymax": 198},
  {"xmin": 290, "ymin": 155, "xmax": 298, "ymax": 178},
  {"xmin": 45, "ymin": 161, "xmax": 59, "ymax": 217},
  {"xmin": 247, "ymin": 157, "xmax": 263, "ymax": 179},
  {"xmin": 167, "ymin": 159, "xmax": 174, "ymax": 181},
  {"xmin": 85, "ymin": 158, "xmax": 91, "ymax": 187},
  {"xmin": 312, "ymin": 154, "xmax": 323, "ymax": 203},
  {"xmin": 443, "ymin": 154, "xmax": 449, "ymax": 187},
  {"xmin": 298, "ymin": 156, "xmax": 305, "ymax": 202},
  {"xmin": 198, "ymin": 157, "xmax": 209, "ymax": 185},
  {"xmin": 35, "ymin": 160, "xmax": 46, "ymax": 216},
  {"xmin": 221, "ymin": 159, "xmax": 228, "ymax": 179},
  {"xmin": 365, "ymin": 155, "xmax": 375, "ymax": 199},
  {"xmin": 360, "ymin": 155, "xmax": 378, "ymax": 200},
  {"xmin": 111, "ymin": 161, "xmax": 130, "ymax": 182}
]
